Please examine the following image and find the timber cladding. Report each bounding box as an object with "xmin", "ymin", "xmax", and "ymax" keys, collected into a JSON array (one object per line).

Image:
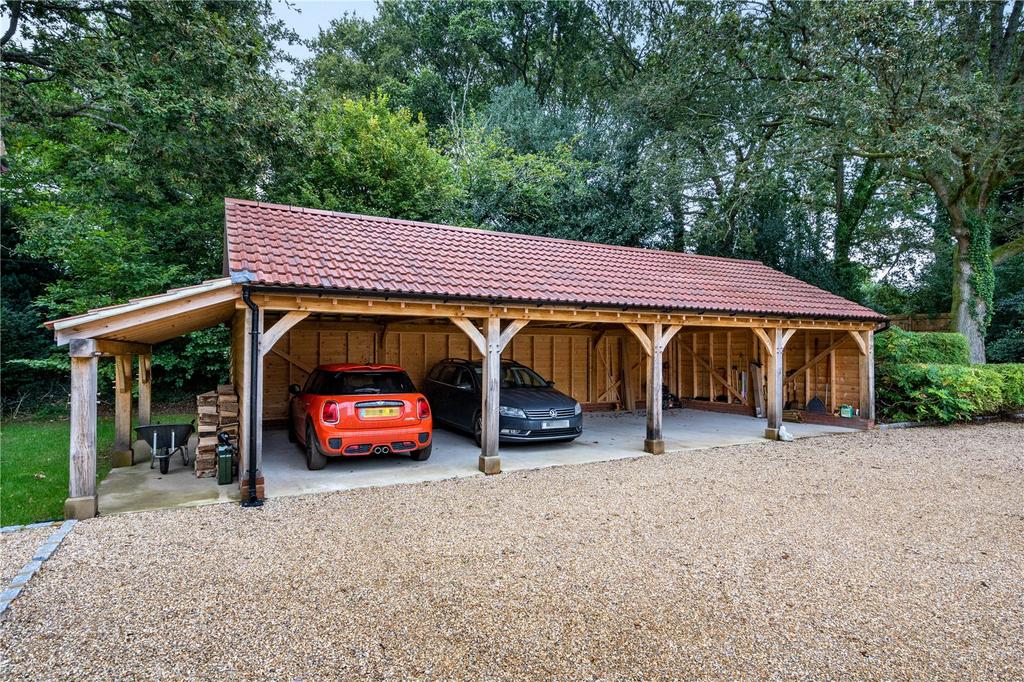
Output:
[{"xmin": 257, "ymin": 316, "xmax": 868, "ymax": 421}]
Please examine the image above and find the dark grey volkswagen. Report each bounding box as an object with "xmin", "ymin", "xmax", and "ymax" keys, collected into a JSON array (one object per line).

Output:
[{"xmin": 423, "ymin": 358, "xmax": 583, "ymax": 444}]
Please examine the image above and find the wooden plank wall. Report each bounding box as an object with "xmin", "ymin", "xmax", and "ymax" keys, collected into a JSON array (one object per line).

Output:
[{"xmin": 255, "ymin": 317, "xmax": 865, "ymax": 421}]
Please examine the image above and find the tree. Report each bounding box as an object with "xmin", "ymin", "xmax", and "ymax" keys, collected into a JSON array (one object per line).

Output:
[
  {"xmin": 1, "ymin": 0, "xmax": 294, "ymax": 399},
  {"xmin": 269, "ymin": 94, "xmax": 459, "ymax": 221},
  {"xmin": 763, "ymin": 1, "xmax": 1023, "ymax": 362}
]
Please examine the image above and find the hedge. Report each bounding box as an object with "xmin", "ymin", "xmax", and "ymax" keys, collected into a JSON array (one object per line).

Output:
[
  {"xmin": 990, "ymin": 364, "xmax": 1024, "ymax": 411},
  {"xmin": 876, "ymin": 326, "xmax": 971, "ymax": 365},
  {"xmin": 877, "ymin": 361, "xmax": 1024, "ymax": 423}
]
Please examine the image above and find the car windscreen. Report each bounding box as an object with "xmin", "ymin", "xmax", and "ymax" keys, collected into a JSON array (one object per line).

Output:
[
  {"xmin": 473, "ymin": 364, "xmax": 549, "ymax": 388},
  {"xmin": 315, "ymin": 371, "xmax": 416, "ymax": 395}
]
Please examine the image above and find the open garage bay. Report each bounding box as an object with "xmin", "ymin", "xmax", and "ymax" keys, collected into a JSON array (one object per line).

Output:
[{"xmin": 98, "ymin": 409, "xmax": 854, "ymax": 514}]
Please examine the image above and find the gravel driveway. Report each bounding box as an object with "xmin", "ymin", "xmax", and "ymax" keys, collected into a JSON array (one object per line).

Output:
[
  {"xmin": 2, "ymin": 422, "xmax": 1022, "ymax": 679},
  {"xmin": 0, "ymin": 527, "xmax": 52, "ymax": 586}
]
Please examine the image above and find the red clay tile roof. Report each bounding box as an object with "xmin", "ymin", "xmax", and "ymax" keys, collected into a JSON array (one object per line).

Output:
[{"xmin": 224, "ymin": 199, "xmax": 886, "ymax": 321}]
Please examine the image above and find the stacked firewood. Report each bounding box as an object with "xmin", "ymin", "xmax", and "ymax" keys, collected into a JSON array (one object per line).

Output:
[{"xmin": 194, "ymin": 385, "xmax": 239, "ymax": 477}]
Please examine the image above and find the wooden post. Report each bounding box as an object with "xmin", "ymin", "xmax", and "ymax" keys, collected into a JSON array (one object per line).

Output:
[
  {"xmin": 480, "ymin": 317, "xmax": 502, "ymax": 474},
  {"xmin": 761, "ymin": 328, "xmax": 797, "ymax": 440},
  {"xmin": 620, "ymin": 339, "xmax": 635, "ymax": 411},
  {"xmin": 625, "ymin": 323, "xmax": 681, "ymax": 454},
  {"xmin": 112, "ymin": 355, "xmax": 133, "ymax": 468},
  {"xmin": 450, "ymin": 317, "xmax": 527, "ymax": 474},
  {"xmin": 708, "ymin": 331, "xmax": 715, "ymax": 401},
  {"xmin": 66, "ymin": 354, "xmax": 98, "ymax": 520},
  {"xmin": 858, "ymin": 330, "xmax": 875, "ymax": 422},
  {"xmin": 138, "ymin": 354, "xmax": 152, "ymax": 426},
  {"xmin": 645, "ymin": 323, "xmax": 664, "ymax": 453}
]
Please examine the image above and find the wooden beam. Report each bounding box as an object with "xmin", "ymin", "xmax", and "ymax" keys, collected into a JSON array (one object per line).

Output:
[
  {"xmin": 480, "ymin": 317, "xmax": 501, "ymax": 474},
  {"xmin": 660, "ymin": 324, "xmax": 683, "ymax": 350},
  {"xmin": 65, "ymin": 355, "xmax": 98, "ymax": 520},
  {"xmin": 68, "ymin": 338, "xmax": 153, "ymax": 358},
  {"xmin": 269, "ymin": 347, "xmax": 315, "ymax": 374},
  {"xmin": 450, "ymin": 317, "xmax": 486, "ymax": 355},
  {"xmin": 138, "ymin": 355, "xmax": 152, "ymax": 426},
  {"xmin": 848, "ymin": 329, "xmax": 868, "ymax": 355},
  {"xmin": 751, "ymin": 327, "xmax": 774, "ymax": 356},
  {"xmin": 498, "ymin": 319, "xmax": 530, "ymax": 353},
  {"xmin": 260, "ymin": 310, "xmax": 310, "ymax": 358},
  {"xmin": 784, "ymin": 335, "xmax": 853, "ymax": 386},
  {"xmin": 112, "ymin": 355, "xmax": 133, "ymax": 466},
  {"xmin": 780, "ymin": 327, "xmax": 798, "ymax": 348},
  {"xmin": 624, "ymin": 323, "xmax": 653, "ymax": 356},
  {"xmin": 56, "ymin": 287, "xmax": 238, "ymax": 345},
  {"xmin": 251, "ymin": 292, "xmax": 879, "ymax": 332}
]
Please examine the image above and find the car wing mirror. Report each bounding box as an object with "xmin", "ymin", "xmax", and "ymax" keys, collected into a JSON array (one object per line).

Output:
[
  {"xmin": 546, "ymin": 380, "xmax": 556, "ymax": 387},
  {"xmin": 288, "ymin": 383, "xmax": 301, "ymax": 395}
]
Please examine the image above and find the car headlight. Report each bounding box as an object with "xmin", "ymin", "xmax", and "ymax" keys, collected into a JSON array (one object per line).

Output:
[
  {"xmin": 498, "ymin": 406, "xmax": 526, "ymax": 418},
  {"xmin": 574, "ymin": 402, "xmax": 582, "ymax": 415}
]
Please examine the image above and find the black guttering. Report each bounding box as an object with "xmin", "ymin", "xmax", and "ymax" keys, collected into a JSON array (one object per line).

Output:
[{"xmin": 240, "ymin": 286, "xmax": 263, "ymax": 508}]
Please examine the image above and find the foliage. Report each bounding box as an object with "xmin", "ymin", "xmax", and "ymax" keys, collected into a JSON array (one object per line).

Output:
[
  {"xmin": 989, "ymin": 364, "xmax": 1024, "ymax": 411},
  {"xmin": 987, "ymin": 254, "xmax": 1024, "ymax": 362},
  {"xmin": 270, "ymin": 94, "xmax": 458, "ymax": 221},
  {"xmin": 876, "ymin": 363, "xmax": 1005, "ymax": 423},
  {"xmin": 876, "ymin": 328, "xmax": 971, "ymax": 366},
  {"xmin": 2, "ymin": 0, "xmax": 1023, "ymax": 406}
]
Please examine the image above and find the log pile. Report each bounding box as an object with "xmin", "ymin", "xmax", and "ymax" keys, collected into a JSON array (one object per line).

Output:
[{"xmin": 194, "ymin": 384, "xmax": 238, "ymax": 478}]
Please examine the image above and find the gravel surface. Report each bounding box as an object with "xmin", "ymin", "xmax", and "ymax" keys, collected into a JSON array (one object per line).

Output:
[
  {"xmin": 0, "ymin": 527, "xmax": 52, "ymax": 587},
  {"xmin": 2, "ymin": 422, "xmax": 1022, "ymax": 680}
]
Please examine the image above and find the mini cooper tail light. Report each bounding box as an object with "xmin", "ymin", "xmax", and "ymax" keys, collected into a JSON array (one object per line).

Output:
[
  {"xmin": 417, "ymin": 397, "xmax": 431, "ymax": 419},
  {"xmin": 322, "ymin": 400, "xmax": 340, "ymax": 424}
]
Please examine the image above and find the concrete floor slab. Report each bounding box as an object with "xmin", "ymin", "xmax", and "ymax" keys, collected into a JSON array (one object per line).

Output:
[
  {"xmin": 258, "ymin": 409, "xmax": 857, "ymax": 500},
  {"xmin": 97, "ymin": 437, "xmax": 238, "ymax": 516},
  {"xmin": 97, "ymin": 410, "xmax": 858, "ymax": 515}
]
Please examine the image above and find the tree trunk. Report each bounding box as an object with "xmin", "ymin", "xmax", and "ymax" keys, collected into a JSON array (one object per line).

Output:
[{"xmin": 949, "ymin": 219, "xmax": 991, "ymax": 364}]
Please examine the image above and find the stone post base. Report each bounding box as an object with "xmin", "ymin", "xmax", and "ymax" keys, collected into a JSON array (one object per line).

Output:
[
  {"xmin": 643, "ymin": 439, "xmax": 666, "ymax": 454},
  {"xmin": 478, "ymin": 455, "xmax": 501, "ymax": 475},
  {"xmin": 764, "ymin": 428, "xmax": 780, "ymax": 440},
  {"xmin": 111, "ymin": 449, "xmax": 134, "ymax": 468},
  {"xmin": 64, "ymin": 495, "xmax": 97, "ymax": 520}
]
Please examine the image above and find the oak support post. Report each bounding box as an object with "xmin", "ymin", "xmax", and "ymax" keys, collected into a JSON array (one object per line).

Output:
[
  {"xmin": 450, "ymin": 317, "xmax": 528, "ymax": 474},
  {"xmin": 138, "ymin": 355, "xmax": 152, "ymax": 426},
  {"xmin": 480, "ymin": 317, "xmax": 502, "ymax": 474},
  {"xmin": 625, "ymin": 323, "xmax": 680, "ymax": 454},
  {"xmin": 759, "ymin": 328, "xmax": 796, "ymax": 440},
  {"xmin": 112, "ymin": 355, "xmax": 134, "ymax": 468},
  {"xmin": 858, "ymin": 330, "xmax": 875, "ymax": 422},
  {"xmin": 644, "ymin": 323, "xmax": 665, "ymax": 454},
  {"xmin": 66, "ymin": 354, "xmax": 98, "ymax": 520}
]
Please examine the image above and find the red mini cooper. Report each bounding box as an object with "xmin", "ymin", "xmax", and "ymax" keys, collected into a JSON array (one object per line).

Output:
[{"xmin": 288, "ymin": 364, "xmax": 433, "ymax": 470}]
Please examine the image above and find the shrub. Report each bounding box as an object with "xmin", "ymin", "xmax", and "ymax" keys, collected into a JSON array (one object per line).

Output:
[
  {"xmin": 877, "ymin": 363, "xmax": 1004, "ymax": 423},
  {"xmin": 876, "ymin": 327, "xmax": 971, "ymax": 365},
  {"xmin": 989, "ymin": 364, "xmax": 1024, "ymax": 411}
]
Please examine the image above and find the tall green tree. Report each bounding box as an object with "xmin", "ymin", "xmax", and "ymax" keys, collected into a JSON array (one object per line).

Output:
[{"xmin": 763, "ymin": 1, "xmax": 1023, "ymax": 362}]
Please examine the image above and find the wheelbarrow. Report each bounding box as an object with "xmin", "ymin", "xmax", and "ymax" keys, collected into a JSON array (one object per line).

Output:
[{"xmin": 134, "ymin": 422, "xmax": 194, "ymax": 474}]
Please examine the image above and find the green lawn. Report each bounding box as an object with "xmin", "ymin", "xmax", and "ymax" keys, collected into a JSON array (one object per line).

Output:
[{"xmin": 0, "ymin": 413, "xmax": 191, "ymax": 526}]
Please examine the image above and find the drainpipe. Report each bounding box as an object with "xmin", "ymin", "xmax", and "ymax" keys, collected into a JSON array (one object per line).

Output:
[{"xmin": 241, "ymin": 286, "xmax": 264, "ymax": 508}]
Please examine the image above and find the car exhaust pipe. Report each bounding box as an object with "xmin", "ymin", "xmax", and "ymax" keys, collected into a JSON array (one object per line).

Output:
[{"xmin": 373, "ymin": 445, "xmax": 390, "ymax": 455}]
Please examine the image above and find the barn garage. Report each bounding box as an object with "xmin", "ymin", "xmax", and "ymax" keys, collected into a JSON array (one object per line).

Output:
[{"xmin": 47, "ymin": 198, "xmax": 886, "ymax": 519}]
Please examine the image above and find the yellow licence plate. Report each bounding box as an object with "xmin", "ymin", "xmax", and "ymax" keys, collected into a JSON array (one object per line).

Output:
[{"xmin": 360, "ymin": 407, "xmax": 400, "ymax": 418}]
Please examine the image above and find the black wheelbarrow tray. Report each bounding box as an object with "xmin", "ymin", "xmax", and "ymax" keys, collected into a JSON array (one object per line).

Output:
[{"xmin": 133, "ymin": 422, "xmax": 194, "ymax": 474}]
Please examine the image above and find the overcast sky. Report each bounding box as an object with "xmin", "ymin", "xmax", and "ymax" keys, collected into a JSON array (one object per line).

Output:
[{"xmin": 273, "ymin": 0, "xmax": 379, "ymax": 78}]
